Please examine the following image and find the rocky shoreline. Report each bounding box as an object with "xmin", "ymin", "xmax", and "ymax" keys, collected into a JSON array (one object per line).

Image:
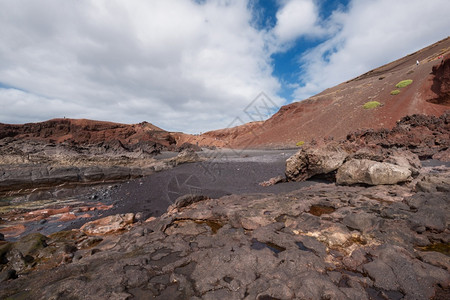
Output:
[
  {"xmin": 0, "ymin": 113, "xmax": 449, "ymax": 299},
  {"xmin": 0, "ymin": 145, "xmax": 201, "ymax": 196},
  {"xmin": 0, "ymin": 164, "xmax": 448, "ymax": 299}
]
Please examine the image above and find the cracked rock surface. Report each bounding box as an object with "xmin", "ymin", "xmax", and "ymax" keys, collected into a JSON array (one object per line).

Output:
[{"xmin": 1, "ymin": 166, "xmax": 449, "ymax": 299}]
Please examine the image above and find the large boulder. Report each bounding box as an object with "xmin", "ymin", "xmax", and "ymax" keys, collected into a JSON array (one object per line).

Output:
[
  {"xmin": 336, "ymin": 159, "xmax": 412, "ymax": 185},
  {"xmin": 285, "ymin": 144, "xmax": 348, "ymax": 181}
]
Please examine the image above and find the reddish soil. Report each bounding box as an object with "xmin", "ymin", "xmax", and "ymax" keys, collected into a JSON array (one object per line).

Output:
[{"xmin": 180, "ymin": 37, "xmax": 450, "ymax": 149}]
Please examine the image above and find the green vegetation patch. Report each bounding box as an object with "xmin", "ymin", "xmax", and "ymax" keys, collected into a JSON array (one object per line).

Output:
[
  {"xmin": 395, "ymin": 79, "xmax": 413, "ymax": 88},
  {"xmin": 363, "ymin": 101, "xmax": 381, "ymax": 109},
  {"xmin": 296, "ymin": 141, "xmax": 305, "ymax": 147},
  {"xmin": 390, "ymin": 89, "xmax": 401, "ymax": 95}
]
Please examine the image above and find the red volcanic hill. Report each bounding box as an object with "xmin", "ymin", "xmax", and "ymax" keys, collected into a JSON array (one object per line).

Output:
[
  {"xmin": 179, "ymin": 37, "xmax": 450, "ymax": 149},
  {"xmin": 1, "ymin": 38, "xmax": 449, "ymax": 151},
  {"xmin": 0, "ymin": 118, "xmax": 177, "ymax": 149}
]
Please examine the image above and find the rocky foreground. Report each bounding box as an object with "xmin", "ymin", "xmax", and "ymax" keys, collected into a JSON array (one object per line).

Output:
[
  {"xmin": 0, "ymin": 113, "xmax": 449, "ymax": 299},
  {"xmin": 0, "ymin": 166, "xmax": 449, "ymax": 299}
]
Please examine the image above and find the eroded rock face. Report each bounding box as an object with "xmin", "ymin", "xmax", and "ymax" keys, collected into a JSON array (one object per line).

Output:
[
  {"xmin": 286, "ymin": 143, "xmax": 348, "ymax": 181},
  {"xmin": 345, "ymin": 112, "xmax": 450, "ymax": 160},
  {"xmin": 429, "ymin": 54, "xmax": 450, "ymax": 106},
  {"xmin": 336, "ymin": 159, "xmax": 412, "ymax": 185}
]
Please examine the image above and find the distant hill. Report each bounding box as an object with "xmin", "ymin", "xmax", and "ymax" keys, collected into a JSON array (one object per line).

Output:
[
  {"xmin": 179, "ymin": 37, "xmax": 450, "ymax": 149},
  {"xmin": 0, "ymin": 118, "xmax": 177, "ymax": 149}
]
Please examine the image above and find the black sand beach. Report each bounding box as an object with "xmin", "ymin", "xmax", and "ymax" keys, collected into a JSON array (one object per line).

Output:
[{"xmin": 64, "ymin": 149, "xmax": 321, "ymax": 230}]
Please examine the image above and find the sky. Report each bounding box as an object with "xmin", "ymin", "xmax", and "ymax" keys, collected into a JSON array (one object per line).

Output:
[{"xmin": 0, "ymin": 0, "xmax": 449, "ymax": 133}]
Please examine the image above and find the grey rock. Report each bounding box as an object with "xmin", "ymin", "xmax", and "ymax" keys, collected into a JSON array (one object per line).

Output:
[
  {"xmin": 81, "ymin": 166, "xmax": 105, "ymax": 181},
  {"xmin": 286, "ymin": 143, "xmax": 348, "ymax": 181},
  {"xmin": 173, "ymin": 194, "xmax": 209, "ymax": 210},
  {"xmin": 416, "ymin": 172, "xmax": 450, "ymax": 192},
  {"xmin": 342, "ymin": 212, "xmax": 379, "ymax": 233},
  {"xmin": 385, "ymin": 150, "xmax": 421, "ymax": 175},
  {"xmin": 418, "ymin": 251, "xmax": 450, "ymax": 271},
  {"xmin": 47, "ymin": 166, "xmax": 80, "ymax": 183},
  {"xmin": 363, "ymin": 260, "xmax": 399, "ymax": 290},
  {"xmin": 337, "ymin": 159, "xmax": 412, "ymax": 185},
  {"xmin": 101, "ymin": 166, "xmax": 131, "ymax": 181}
]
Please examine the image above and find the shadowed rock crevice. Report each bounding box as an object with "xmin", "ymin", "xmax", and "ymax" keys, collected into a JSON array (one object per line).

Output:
[{"xmin": 429, "ymin": 55, "xmax": 450, "ymax": 106}]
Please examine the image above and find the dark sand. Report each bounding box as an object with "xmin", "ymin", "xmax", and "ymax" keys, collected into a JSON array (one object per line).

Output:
[
  {"xmin": 65, "ymin": 151, "xmax": 450, "ymax": 231},
  {"xmin": 64, "ymin": 149, "xmax": 321, "ymax": 230}
]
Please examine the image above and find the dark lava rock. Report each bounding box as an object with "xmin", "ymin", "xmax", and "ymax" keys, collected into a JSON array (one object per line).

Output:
[
  {"xmin": 0, "ymin": 179, "xmax": 448, "ymax": 299},
  {"xmin": 173, "ymin": 194, "xmax": 209, "ymax": 210}
]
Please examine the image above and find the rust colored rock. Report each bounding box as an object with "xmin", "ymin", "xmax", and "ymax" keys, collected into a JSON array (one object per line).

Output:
[
  {"xmin": 0, "ymin": 224, "xmax": 26, "ymax": 239},
  {"xmin": 25, "ymin": 207, "xmax": 70, "ymax": 220},
  {"xmin": 78, "ymin": 213, "xmax": 92, "ymax": 219},
  {"xmin": 57, "ymin": 213, "xmax": 77, "ymax": 222},
  {"xmin": 80, "ymin": 213, "xmax": 135, "ymax": 235}
]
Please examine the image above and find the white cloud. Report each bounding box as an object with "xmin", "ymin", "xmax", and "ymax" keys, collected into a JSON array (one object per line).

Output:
[
  {"xmin": 0, "ymin": 0, "xmax": 283, "ymax": 133},
  {"xmin": 292, "ymin": 0, "xmax": 450, "ymax": 100},
  {"xmin": 1, "ymin": 0, "xmax": 449, "ymax": 133},
  {"xmin": 273, "ymin": 0, "xmax": 323, "ymax": 43}
]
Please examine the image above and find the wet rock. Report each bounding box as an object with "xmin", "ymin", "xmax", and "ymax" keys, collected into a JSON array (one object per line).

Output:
[
  {"xmin": 337, "ymin": 159, "xmax": 412, "ymax": 185},
  {"xmin": 80, "ymin": 213, "xmax": 135, "ymax": 235},
  {"xmin": 285, "ymin": 143, "xmax": 348, "ymax": 181}
]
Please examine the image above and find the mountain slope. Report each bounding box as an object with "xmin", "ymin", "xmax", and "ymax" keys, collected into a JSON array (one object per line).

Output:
[{"xmin": 183, "ymin": 37, "xmax": 450, "ymax": 149}]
